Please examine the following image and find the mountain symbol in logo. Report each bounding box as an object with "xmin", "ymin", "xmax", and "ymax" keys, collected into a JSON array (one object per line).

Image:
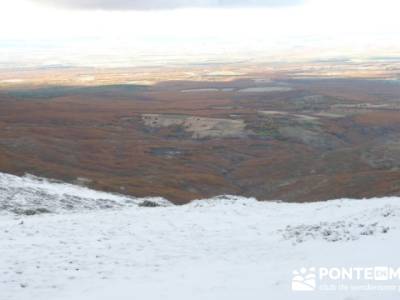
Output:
[{"xmin": 292, "ymin": 267, "xmax": 316, "ymax": 291}]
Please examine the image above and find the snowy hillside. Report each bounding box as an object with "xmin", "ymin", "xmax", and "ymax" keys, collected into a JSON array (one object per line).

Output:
[
  {"xmin": 0, "ymin": 172, "xmax": 171, "ymax": 215},
  {"xmin": 1, "ymin": 172, "xmax": 399, "ymax": 300}
]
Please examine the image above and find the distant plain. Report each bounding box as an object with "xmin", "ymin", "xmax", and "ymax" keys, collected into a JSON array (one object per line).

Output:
[{"xmin": 1, "ymin": 60, "xmax": 400, "ymax": 203}]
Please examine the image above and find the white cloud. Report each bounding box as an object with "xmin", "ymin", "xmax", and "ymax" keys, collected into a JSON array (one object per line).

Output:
[
  {"xmin": 31, "ymin": 0, "xmax": 303, "ymax": 10},
  {"xmin": 0, "ymin": 0, "xmax": 399, "ymax": 68}
]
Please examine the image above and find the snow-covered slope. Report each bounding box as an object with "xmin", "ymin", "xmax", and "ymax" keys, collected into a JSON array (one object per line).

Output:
[
  {"xmin": 0, "ymin": 172, "xmax": 399, "ymax": 300},
  {"xmin": 0, "ymin": 172, "xmax": 171, "ymax": 215}
]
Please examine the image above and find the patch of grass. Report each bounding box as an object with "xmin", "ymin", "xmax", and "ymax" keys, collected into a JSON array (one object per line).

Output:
[
  {"xmin": 138, "ymin": 200, "xmax": 161, "ymax": 207},
  {"xmin": 13, "ymin": 208, "xmax": 51, "ymax": 215}
]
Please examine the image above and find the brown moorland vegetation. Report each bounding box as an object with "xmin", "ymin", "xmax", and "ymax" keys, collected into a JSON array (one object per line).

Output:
[{"xmin": 1, "ymin": 64, "xmax": 400, "ymax": 203}]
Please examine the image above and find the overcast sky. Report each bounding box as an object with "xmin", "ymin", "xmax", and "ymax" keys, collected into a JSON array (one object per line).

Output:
[
  {"xmin": 0, "ymin": 0, "xmax": 399, "ymax": 67},
  {"xmin": 31, "ymin": 0, "xmax": 304, "ymax": 10}
]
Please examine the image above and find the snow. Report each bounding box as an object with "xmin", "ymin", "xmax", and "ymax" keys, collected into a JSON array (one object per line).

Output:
[
  {"xmin": 0, "ymin": 172, "xmax": 170, "ymax": 215},
  {"xmin": 0, "ymin": 172, "xmax": 400, "ymax": 300}
]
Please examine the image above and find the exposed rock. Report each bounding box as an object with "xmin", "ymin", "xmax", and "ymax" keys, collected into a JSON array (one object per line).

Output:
[{"xmin": 142, "ymin": 114, "xmax": 249, "ymax": 139}]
